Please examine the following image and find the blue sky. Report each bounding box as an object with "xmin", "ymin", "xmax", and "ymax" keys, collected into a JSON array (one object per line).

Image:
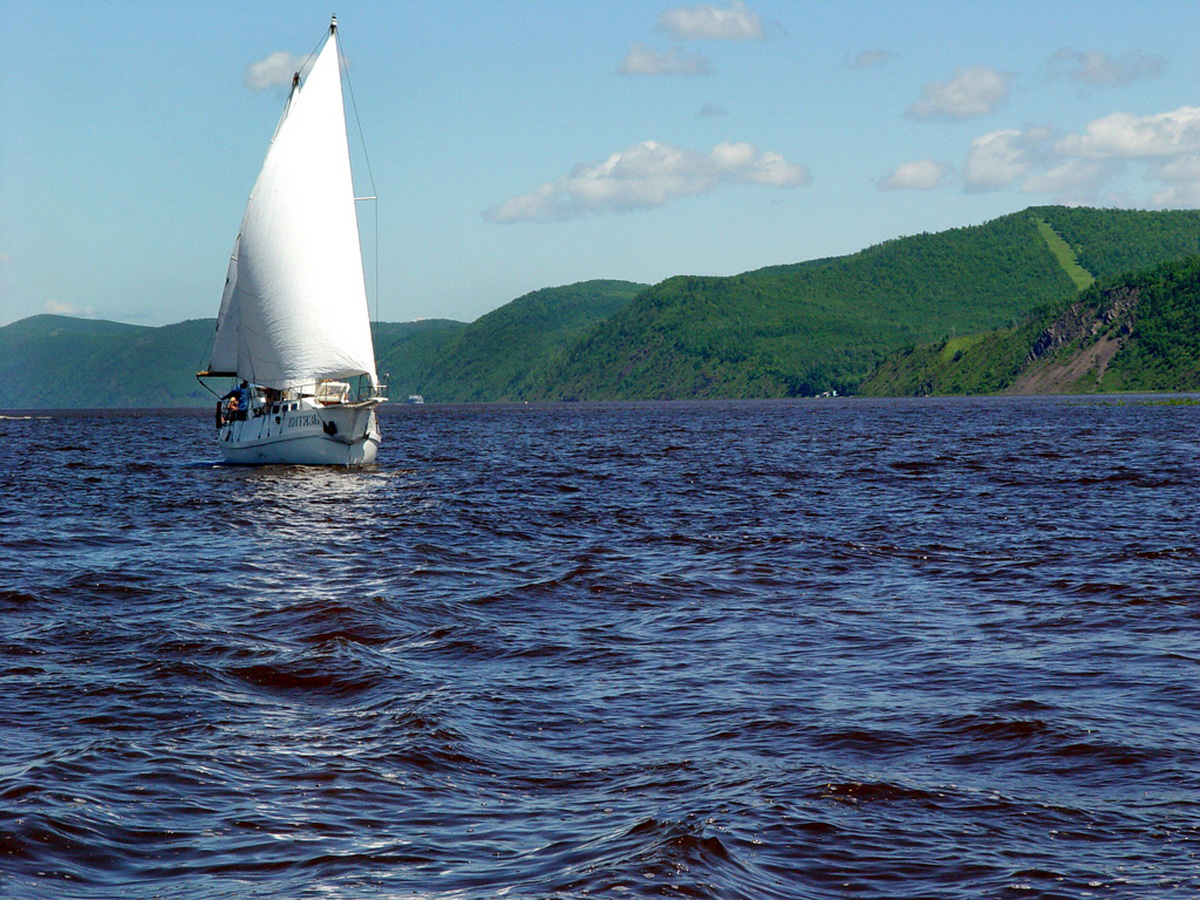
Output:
[{"xmin": 5, "ymin": 0, "xmax": 1200, "ymax": 328}]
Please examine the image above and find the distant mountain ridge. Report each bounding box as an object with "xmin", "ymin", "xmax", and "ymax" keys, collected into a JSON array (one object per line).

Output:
[
  {"xmin": 0, "ymin": 280, "xmax": 646, "ymax": 409},
  {"xmin": 523, "ymin": 206, "xmax": 1200, "ymax": 399},
  {"xmin": 0, "ymin": 316, "xmax": 217, "ymax": 408},
  {"xmin": 6, "ymin": 206, "xmax": 1200, "ymax": 408}
]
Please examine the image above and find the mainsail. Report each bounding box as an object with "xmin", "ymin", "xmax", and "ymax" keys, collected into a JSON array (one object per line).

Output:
[{"xmin": 206, "ymin": 21, "xmax": 377, "ymax": 391}]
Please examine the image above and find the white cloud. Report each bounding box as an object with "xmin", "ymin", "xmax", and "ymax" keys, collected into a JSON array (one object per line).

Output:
[
  {"xmin": 948, "ymin": 104, "xmax": 1200, "ymax": 206},
  {"xmin": 963, "ymin": 127, "xmax": 1053, "ymax": 191},
  {"xmin": 1045, "ymin": 106, "xmax": 1200, "ymax": 206},
  {"xmin": 846, "ymin": 48, "xmax": 897, "ymax": 69},
  {"xmin": 45, "ymin": 300, "xmax": 93, "ymax": 317},
  {"xmin": 1151, "ymin": 183, "xmax": 1200, "ymax": 208},
  {"xmin": 245, "ymin": 51, "xmax": 306, "ymax": 91},
  {"xmin": 879, "ymin": 159, "xmax": 953, "ymax": 191},
  {"xmin": 907, "ymin": 66, "xmax": 1011, "ymax": 121},
  {"xmin": 1021, "ymin": 159, "xmax": 1122, "ymax": 195},
  {"xmin": 711, "ymin": 141, "xmax": 810, "ymax": 186},
  {"xmin": 1054, "ymin": 106, "xmax": 1200, "ymax": 159},
  {"xmin": 619, "ymin": 42, "xmax": 711, "ymax": 75},
  {"xmin": 483, "ymin": 140, "xmax": 810, "ymax": 223},
  {"xmin": 1049, "ymin": 49, "xmax": 1165, "ymax": 87},
  {"xmin": 1148, "ymin": 154, "xmax": 1200, "ymax": 183},
  {"xmin": 656, "ymin": 1, "xmax": 765, "ymax": 41}
]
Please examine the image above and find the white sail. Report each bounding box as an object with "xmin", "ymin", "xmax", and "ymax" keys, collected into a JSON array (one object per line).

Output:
[
  {"xmin": 206, "ymin": 236, "xmax": 241, "ymax": 375},
  {"xmin": 206, "ymin": 23, "xmax": 377, "ymax": 391}
]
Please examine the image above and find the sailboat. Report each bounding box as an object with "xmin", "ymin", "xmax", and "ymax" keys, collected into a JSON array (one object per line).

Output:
[{"xmin": 198, "ymin": 16, "xmax": 385, "ymax": 466}]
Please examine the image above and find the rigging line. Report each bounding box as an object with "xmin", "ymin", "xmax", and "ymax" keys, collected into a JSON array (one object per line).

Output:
[
  {"xmin": 296, "ymin": 28, "xmax": 327, "ymax": 83},
  {"xmin": 340, "ymin": 37, "xmax": 377, "ymax": 196},
  {"xmin": 374, "ymin": 194, "xmax": 380, "ymax": 327},
  {"xmin": 338, "ymin": 28, "xmax": 382, "ymax": 327}
]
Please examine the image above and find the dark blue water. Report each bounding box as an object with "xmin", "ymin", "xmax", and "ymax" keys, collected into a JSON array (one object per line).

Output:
[{"xmin": 3, "ymin": 398, "xmax": 1200, "ymax": 899}]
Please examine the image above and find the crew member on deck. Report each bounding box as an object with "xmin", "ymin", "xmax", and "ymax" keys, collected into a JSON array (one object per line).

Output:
[{"xmin": 221, "ymin": 381, "xmax": 251, "ymax": 422}]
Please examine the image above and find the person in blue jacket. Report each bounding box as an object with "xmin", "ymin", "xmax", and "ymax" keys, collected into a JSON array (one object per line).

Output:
[{"xmin": 221, "ymin": 381, "xmax": 252, "ymax": 422}]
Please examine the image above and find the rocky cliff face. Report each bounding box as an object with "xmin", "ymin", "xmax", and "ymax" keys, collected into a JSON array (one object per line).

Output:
[
  {"xmin": 1007, "ymin": 286, "xmax": 1138, "ymax": 394},
  {"xmin": 1024, "ymin": 286, "xmax": 1138, "ymax": 365}
]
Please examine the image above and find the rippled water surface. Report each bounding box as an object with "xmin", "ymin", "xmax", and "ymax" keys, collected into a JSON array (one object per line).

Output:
[{"xmin": 3, "ymin": 398, "xmax": 1200, "ymax": 899}]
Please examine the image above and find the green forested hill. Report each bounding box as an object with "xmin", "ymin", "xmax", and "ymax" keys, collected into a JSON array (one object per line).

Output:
[
  {"xmin": 373, "ymin": 318, "xmax": 467, "ymax": 399},
  {"xmin": 1037, "ymin": 206, "xmax": 1200, "ymax": 279},
  {"xmin": 860, "ymin": 254, "xmax": 1200, "ymax": 396},
  {"xmin": 411, "ymin": 280, "xmax": 646, "ymax": 401},
  {"xmin": 1099, "ymin": 257, "xmax": 1200, "ymax": 390},
  {"xmin": 533, "ymin": 210, "xmax": 1083, "ymax": 399},
  {"xmin": 532, "ymin": 206, "xmax": 1200, "ymax": 400},
  {"xmin": 0, "ymin": 316, "xmax": 217, "ymax": 408}
]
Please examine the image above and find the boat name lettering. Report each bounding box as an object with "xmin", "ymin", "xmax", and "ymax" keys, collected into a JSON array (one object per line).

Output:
[{"xmin": 287, "ymin": 413, "xmax": 321, "ymax": 428}]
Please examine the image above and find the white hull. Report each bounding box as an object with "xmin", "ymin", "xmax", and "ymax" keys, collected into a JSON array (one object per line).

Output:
[{"xmin": 218, "ymin": 400, "xmax": 381, "ymax": 466}]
